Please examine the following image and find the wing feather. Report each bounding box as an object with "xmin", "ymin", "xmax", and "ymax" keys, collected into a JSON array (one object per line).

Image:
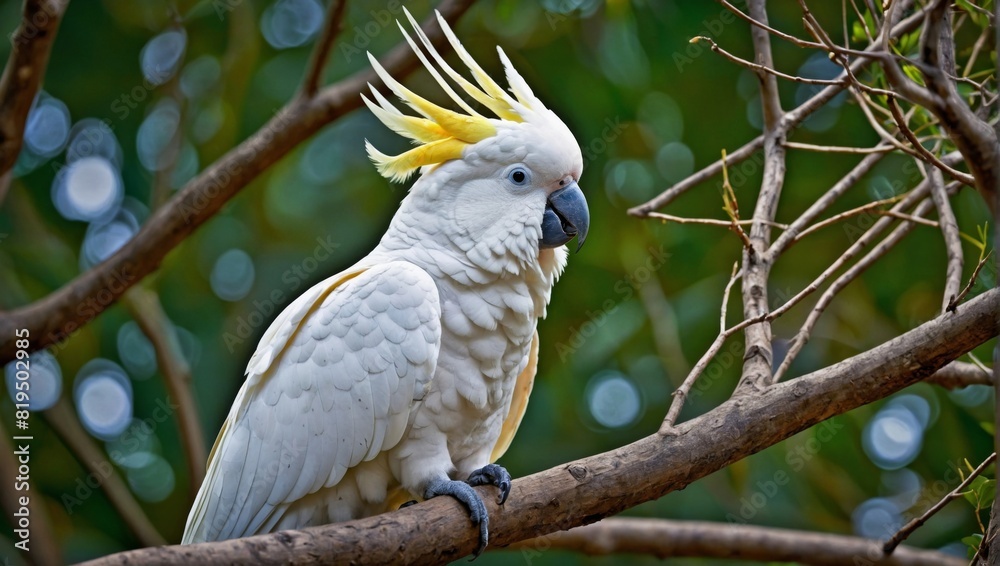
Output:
[{"xmin": 184, "ymin": 261, "xmax": 441, "ymax": 543}]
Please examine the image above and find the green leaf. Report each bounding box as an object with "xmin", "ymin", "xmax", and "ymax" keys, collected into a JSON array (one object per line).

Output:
[
  {"xmin": 895, "ymin": 31, "xmax": 920, "ymax": 56},
  {"xmin": 902, "ymin": 63, "xmax": 925, "ymax": 87},
  {"xmin": 964, "ymin": 534, "xmax": 984, "ymax": 558}
]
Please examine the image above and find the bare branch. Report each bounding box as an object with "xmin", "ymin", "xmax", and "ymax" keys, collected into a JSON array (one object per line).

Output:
[
  {"xmin": 886, "ymin": 96, "xmax": 977, "ymax": 187},
  {"xmin": 79, "ymin": 288, "xmax": 1000, "ymax": 565},
  {"xmin": 734, "ymin": 0, "xmax": 783, "ymax": 395},
  {"xmin": 645, "ymin": 212, "xmax": 787, "ymax": 230},
  {"xmin": 792, "ymin": 193, "xmax": 908, "ymax": 242},
  {"xmin": 773, "ymin": 182, "xmax": 958, "ymax": 382},
  {"xmin": 628, "ymin": 8, "xmax": 925, "ymax": 218},
  {"xmin": 924, "ymin": 167, "xmax": 964, "ymax": 313},
  {"xmin": 926, "ymin": 360, "xmax": 993, "ymax": 389},
  {"xmin": 0, "ymin": 0, "xmax": 71, "ymax": 193},
  {"xmin": 880, "ymin": 0, "xmax": 998, "ymax": 209},
  {"xmin": 300, "ymin": 0, "xmax": 348, "ymax": 98},
  {"xmin": 717, "ymin": 0, "xmax": 826, "ymax": 49},
  {"xmin": 0, "ymin": 0, "xmax": 477, "ymax": 364},
  {"xmin": 123, "ymin": 287, "xmax": 206, "ymax": 496},
  {"xmin": 883, "ymin": 452, "xmax": 996, "ymax": 555},
  {"xmin": 510, "ymin": 517, "xmax": 965, "ymax": 566},
  {"xmin": 766, "ymin": 149, "xmax": 889, "ymax": 259},
  {"xmin": 661, "ymin": 263, "xmax": 741, "ymax": 431},
  {"xmin": 782, "ymin": 142, "xmax": 897, "ymax": 154},
  {"xmin": 691, "ymin": 35, "xmax": 848, "ymax": 87},
  {"xmin": 948, "ymin": 252, "xmax": 992, "ymax": 313}
]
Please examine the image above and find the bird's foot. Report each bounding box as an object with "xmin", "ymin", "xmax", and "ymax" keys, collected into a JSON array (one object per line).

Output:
[
  {"xmin": 467, "ymin": 463, "xmax": 512, "ymax": 505},
  {"xmin": 399, "ymin": 499, "xmax": 418, "ymax": 509},
  {"xmin": 425, "ymin": 478, "xmax": 489, "ymax": 557}
]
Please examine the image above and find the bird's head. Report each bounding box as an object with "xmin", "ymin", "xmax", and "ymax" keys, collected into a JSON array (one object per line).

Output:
[{"xmin": 364, "ymin": 10, "xmax": 589, "ymax": 262}]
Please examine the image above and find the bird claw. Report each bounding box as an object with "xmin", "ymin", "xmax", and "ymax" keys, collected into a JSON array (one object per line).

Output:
[
  {"xmin": 425, "ymin": 478, "xmax": 490, "ymax": 557},
  {"xmin": 467, "ymin": 463, "xmax": 512, "ymax": 505}
]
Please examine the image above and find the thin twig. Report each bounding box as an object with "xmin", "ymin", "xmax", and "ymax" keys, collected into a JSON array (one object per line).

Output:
[
  {"xmin": 300, "ymin": 0, "xmax": 348, "ymax": 97},
  {"xmin": 773, "ymin": 182, "xmax": 960, "ymax": 382},
  {"xmin": 948, "ymin": 252, "xmax": 993, "ymax": 312},
  {"xmin": 629, "ymin": 6, "xmax": 927, "ymax": 218},
  {"xmin": 887, "ymin": 96, "xmax": 978, "ymax": 187},
  {"xmin": 717, "ymin": 0, "xmax": 826, "ymax": 49},
  {"xmin": 646, "ymin": 212, "xmax": 787, "ymax": 229},
  {"xmin": 660, "ymin": 264, "xmax": 741, "ymax": 432},
  {"xmin": 793, "ymin": 193, "xmax": 909, "ymax": 241},
  {"xmin": 720, "ymin": 150, "xmax": 755, "ymax": 253},
  {"xmin": 782, "ymin": 142, "xmax": 897, "ymax": 154},
  {"xmin": 883, "ymin": 452, "xmax": 997, "ymax": 554},
  {"xmin": 766, "ymin": 148, "xmax": 890, "ymax": 260},
  {"xmin": 691, "ymin": 36, "xmax": 849, "ymax": 87}
]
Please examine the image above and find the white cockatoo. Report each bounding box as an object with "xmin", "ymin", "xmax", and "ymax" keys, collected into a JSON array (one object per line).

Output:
[{"xmin": 183, "ymin": 8, "xmax": 589, "ymax": 554}]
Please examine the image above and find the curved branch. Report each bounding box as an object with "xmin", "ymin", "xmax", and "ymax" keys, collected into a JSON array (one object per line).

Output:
[
  {"xmin": 122, "ymin": 287, "xmax": 206, "ymax": 497},
  {"xmin": 0, "ymin": 0, "xmax": 70, "ymax": 178},
  {"xmin": 927, "ymin": 360, "xmax": 993, "ymax": 389},
  {"xmin": 80, "ymin": 287, "xmax": 1000, "ymax": 565},
  {"xmin": 0, "ymin": 0, "xmax": 476, "ymax": 364},
  {"xmin": 509, "ymin": 517, "xmax": 964, "ymax": 566}
]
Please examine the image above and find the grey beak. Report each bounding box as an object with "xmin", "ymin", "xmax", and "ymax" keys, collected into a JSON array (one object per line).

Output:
[{"xmin": 540, "ymin": 181, "xmax": 589, "ymax": 252}]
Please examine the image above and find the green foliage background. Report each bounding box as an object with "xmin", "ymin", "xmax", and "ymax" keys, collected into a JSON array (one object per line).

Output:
[{"xmin": 0, "ymin": 0, "xmax": 995, "ymax": 563}]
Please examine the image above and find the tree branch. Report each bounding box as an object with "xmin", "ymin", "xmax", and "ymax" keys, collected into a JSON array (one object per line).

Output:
[
  {"xmin": 122, "ymin": 287, "xmax": 206, "ymax": 498},
  {"xmin": 734, "ymin": 0, "xmax": 783, "ymax": 394},
  {"xmin": 80, "ymin": 287, "xmax": 1000, "ymax": 565},
  {"xmin": 299, "ymin": 0, "xmax": 348, "ymax": 98},
  {"xmin": 0, "ymin": 0, "xmax": 476, "ymax": 364},
  {"xmin": 627, "ymin": 3, "xmax": 926, "ymax": 217},
  {"xmin": 0, "ymin": 0, "xmax": 71, "ymax": 191},
  {"xmin": 509, "ymin": 517, "xmax": 965, "ymax": 566},
  {"xmin": 883, "ymin": 452, "xmax": 996, "ymax": 555},
  {"xmin": 926, "ymin": 360, "xmax": 993, "ymax": 389}
]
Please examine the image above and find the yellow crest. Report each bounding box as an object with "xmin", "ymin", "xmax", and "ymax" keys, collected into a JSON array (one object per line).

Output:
[{"xmin": 364, "ymin": 9, "xmax": 542, "ymax": 182}]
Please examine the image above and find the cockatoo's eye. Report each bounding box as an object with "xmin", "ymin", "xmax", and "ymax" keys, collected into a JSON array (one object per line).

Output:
[{"xmin": 506, "ymin": 166, "xmax": 530, "ymax": 186}]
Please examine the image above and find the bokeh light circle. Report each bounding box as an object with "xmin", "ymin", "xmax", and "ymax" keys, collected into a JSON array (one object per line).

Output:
[{"xmin": 73, "ymin": 359, "xmax": 133, "ymax": 441}]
